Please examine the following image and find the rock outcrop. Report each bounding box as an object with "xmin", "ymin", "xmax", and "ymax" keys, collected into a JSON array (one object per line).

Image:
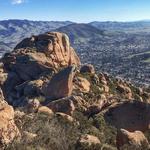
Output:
[
  {"xmin": 78, "ymin": 134, "xmax": 100, "ymax": 147},
  {"xmin": 47, "ymin": 97, "xmax": 75, "ymax": 116},
  {"xmin": 74, "ymin": 76, "xmax": 91, "ymax": 93},
  {"xmin": 43, "ymin": 66, "xmax": 76, "ymax": 100},
  {"xmin": 38, "ymin": 106, "xmax": 54, "ymax": 116},
  {"xmin": 55, "ymin": 112, "xmax": 74, "ymax": 123},
  {"xmin": 0, "ymin": 103, "xmax": 20, "ymax": 147},
  {"xmin": 0, "ymin": 32, "xmax": 81, "ymax": 106},
  {"xmin": 104, "ymin": 101, "xmax": 150, "ymax": 132},
  {"xmin": 14, "ymin": 32, "xmax": 81, "ymax": 69},
  {"xmin": 116, "ymin": 129, "xmax": 149, "ymax": 149}
]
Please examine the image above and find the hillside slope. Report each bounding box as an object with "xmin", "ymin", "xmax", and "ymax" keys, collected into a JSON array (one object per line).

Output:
[
  {"xmin": 0, "ymin": 20, "xmax": 73, "ymax": 55},
  {"xmin": 0, "ymin": 32, "xmax": 150, "ymax": 150},
  {"xmin": 54, "ymin": 23, "xmax": 105, "ymax": 43}
]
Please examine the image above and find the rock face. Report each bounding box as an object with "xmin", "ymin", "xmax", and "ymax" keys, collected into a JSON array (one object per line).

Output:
[
  {"xmin": 104, "ymin": 101, "xmax": 150, "ymax": 132},
  {"xmin": 14, "ymin": 32, "xmax": 81, "ymax": 69},
  {"xmin": 0, "ymin": 32, "xmax": 81, "ymax": 106},
  {"xmin": 0, "ymin": 103, "xmax": 20, "ymax": 147},
  {"xmin": 3, "ymin": 52, "xmax": 54, "ymax": 81},
  {"xmin": 43, "ymin": 66, "xmax": 76, "ymax": 100},
  {"xmin": 116, "ymin": 129, "xmax": 149, "ymax": 149}
]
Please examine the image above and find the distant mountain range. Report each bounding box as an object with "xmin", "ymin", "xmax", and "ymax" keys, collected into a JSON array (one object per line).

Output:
[
  {"xmin": 0, "ymin": 19, "xmax": 73, "ymax": 55},
  {"xmin": 2, "ymin": 19, "xmax": 150, "ymax": 55},
  {"xmin": 90, "ymin": 21, "xmax": 150, "ymax": 32}
]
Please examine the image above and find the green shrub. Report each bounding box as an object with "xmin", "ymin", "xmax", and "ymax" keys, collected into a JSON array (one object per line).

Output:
[
  {"xmin": 93, "ymin": 114, "xmax": 117, "ymax": 146},
  {"xmin": 7, "ymin": 113, "xmax": 80, "ymax": 150}
]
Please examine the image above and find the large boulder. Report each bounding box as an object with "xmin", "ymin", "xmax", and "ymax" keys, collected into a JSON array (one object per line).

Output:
[
  {"xmin": 47, "ymin": 97, "xmax": 75, "ymax": 116},
  {"xmin": 116, "ymin": 129, "xmax": 149, "ymax": 149},
  {"xmin": 77, "ymin": 134, "xmax": 101, "ymax": 148},
  {"xmin": 43, "ymin": 66, "xmax": 76, "ymax": 100},
  {"xmin": 55, "ymin": 112, "xmax": 74, "ymax": 123},
  {"xmin": 104, "ymin": 101, "xmax": 150, "ymax": 132},
  {"xmin": 74, "ymin": 76, "xmax": 91, "ymax": 93},
  {"xmin": 0, "ymin": 103, "xmax": 20, "ymax": 147},
  {"xmin": 2, "ymin": 52, "xmax": 55, "ymax": 81},
  {"xmin": 38, "ymin": 106, "xmax": 54, "ymax": 116},
  {"xmin": 14, "ymin": 32, "xmax": 81, "ymax": 69}
]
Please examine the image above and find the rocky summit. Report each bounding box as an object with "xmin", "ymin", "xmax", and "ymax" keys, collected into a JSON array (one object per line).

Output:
[{"xmin": 0, "ymin": 32, "xmax": 150, "ymax": 150}]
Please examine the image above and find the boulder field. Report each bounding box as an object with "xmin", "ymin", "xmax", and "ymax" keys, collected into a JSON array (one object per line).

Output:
[{"xmin": 0, "ymin": 32, "xmax": 150, "ymax": 149}]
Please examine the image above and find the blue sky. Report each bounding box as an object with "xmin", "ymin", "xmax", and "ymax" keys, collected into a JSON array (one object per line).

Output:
[{"xmin": 1, "ymin": 0, "xmax": 150, "ymax": 22}]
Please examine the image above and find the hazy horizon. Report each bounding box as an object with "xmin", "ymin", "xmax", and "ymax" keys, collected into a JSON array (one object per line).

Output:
[
  {"xmin": 1, "ymin": 19, "xmax": 150, "ymax": 24},
  {"xmin": 1, "ymin": 0, "xmax": 150, "ymax": 23}
]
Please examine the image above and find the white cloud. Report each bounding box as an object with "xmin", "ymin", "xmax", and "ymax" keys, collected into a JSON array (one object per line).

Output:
[{"xmin": 12, "ymin": 0, "xmax": 26, "ymax": 5}]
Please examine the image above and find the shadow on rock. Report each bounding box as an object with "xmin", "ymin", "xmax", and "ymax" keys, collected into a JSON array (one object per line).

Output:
[{"xmin": 104, "ymin": 100, "xmax": 150, "ymax": 132}]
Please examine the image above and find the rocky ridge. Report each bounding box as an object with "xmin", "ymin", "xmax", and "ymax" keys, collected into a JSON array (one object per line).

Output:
[{"xmin": 0, "ymin": 32, "xmax": 150, "ymax": 150}]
